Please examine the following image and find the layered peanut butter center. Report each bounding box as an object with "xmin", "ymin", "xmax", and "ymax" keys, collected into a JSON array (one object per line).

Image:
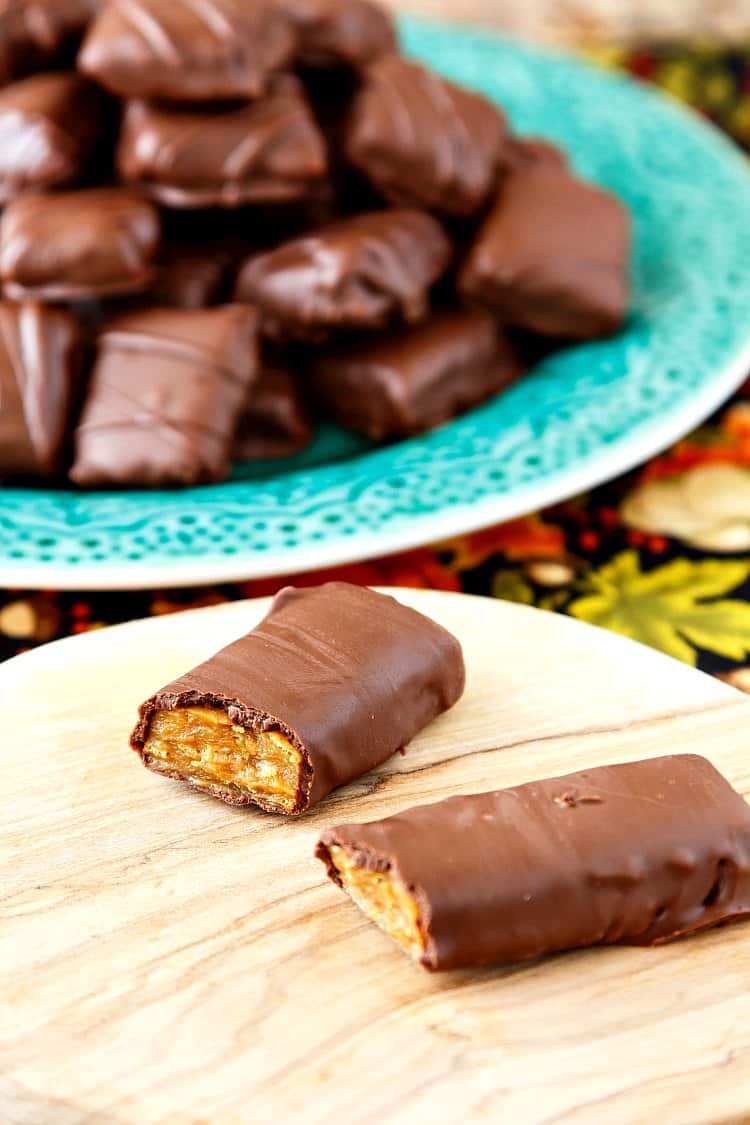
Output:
[{"xmin": 328, "ymin": 844, "xmax": 425, "ymax": 958}]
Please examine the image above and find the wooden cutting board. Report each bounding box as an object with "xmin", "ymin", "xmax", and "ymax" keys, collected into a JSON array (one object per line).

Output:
[{"xmin": 4, "ymin": 589, "xmax": 750, "ymax": 1124}]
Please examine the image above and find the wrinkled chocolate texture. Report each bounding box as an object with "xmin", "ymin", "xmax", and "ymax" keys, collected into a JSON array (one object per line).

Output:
[
  {"xmin": 70, "ymin": 304, "xmax": 258, "ymax": 487},
  {"xmin": 317, "ymin": 754, "xmax": 750, "ymax": 971},
  {"xmin": 79, "ymin": 0, "xmax": 296, "ymax": 103},
  {"xmin": 0, "ymin": 187, "xmax": 161, "ymax": 301},
  {"xmin": 309, "ymin": 309, "xmax": 523, "ymax": 439},
  {"xmin": 131, "ymin": 582, "xmax": 466, "ymax": 814},
  {"xmin": 459, "ymin": 156, "xmax": 630, "ymax": 338},
  {"xmin": 233, "ymin": 363, "xmax": 312, "ymax": 461},
  {"xmin": 0, "ymin": 72, "xmax": 108, "ymax": 201},
  {"xmin": 345, "ymin": 55, "xmax": 509, "ymax": 216},
  {"xmin": 234, "ymin": 209, "xmax": 451, "ymax": 339},
  {"xmin": 0, "ymin": 301, "xmax": 83, "ymax": 479},
  {"xmin": 117, "ymin": 77, "xmax": 327, "ymax": 209}
]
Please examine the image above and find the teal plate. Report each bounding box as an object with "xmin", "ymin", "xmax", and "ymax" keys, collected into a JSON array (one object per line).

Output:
[{"xmin": 5, "ymin": 16, "xmax": 750, "ymax": 589}]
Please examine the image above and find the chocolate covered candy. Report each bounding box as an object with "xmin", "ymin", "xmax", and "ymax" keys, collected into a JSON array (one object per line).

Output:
[
  {"xmin": 131, "ymin": 583, "xmax": 465, "ymax": 814},
  {"xmin": 0, "ymin": 302, "xmax": 83, "ymax": 480},
  {"xmin": 309, "ymin": 309, "xmax": 523, "ymax": 439},
  {"xmin": 0, "ymin": 72, "xmax": 107, "ymax": 203},
  {"xmin": 317, "ymin": 754, "xmax": 750, "ymax": 971},
  {"xmin": 70, "ymin": 305, "xmax": 258, "ymax": 488},
  {"xmin": 79, "ymin": 0, "xmax": 295, "ymax": 103},
  {"xmin": 234, "ymin": 362, "xmax": 312, "ymax": 461},
  {"xmin": 345, "ymin": 55, "xmax": 508, "ymax": 217},
  {"xmin": 234, "ymin": 209, "xmax": 451, "ymax": 340},
  {"xmin": 0, "ymin": 0, "xmax": 97, "ymax": 83},
  {"xmin": 459, "ymin": 157, "xmax": 630, "ymax": 338},
  {"xmin": 117, "ymin": 77, "xmax": 327, "ymax": 209},
  {"xmin": 0, "ymin": 188, "xmax": 160, "ymax": 301},
  {"xmin": 282, "ymin": 0, "xmax": 396, "ymax": 68}
]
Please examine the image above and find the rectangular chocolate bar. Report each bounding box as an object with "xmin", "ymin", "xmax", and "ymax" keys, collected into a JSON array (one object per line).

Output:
[
  {"xmin": 0, "ymin": 302, "xmax": 83, "ymax": 480},
  {"xmin": 234, "ymin": 209, "xmax": 451, "ymax": 340},
  {"xmin": 317, "ymin": 755, "xmax": 750, "ymax": 970},
  {"xmin": 308, "ymin": 309, "xmax": 523, "ymax": 439},
  {"xmin": 117, "ymin": 77, "xmax": 327, "ymax": 209},
  {"xmin": 131, "ymin": 583, "xmax": 465, "ymax": 814},
  {"xmin": 458, "ymin": 154, "xmax": 630, "ymax": 339},
  {"xmin": 233, "ymin": 363, "xmax": 312, "ymax": 461},
  {"xmin": 70, "ymin": 305, "xmax": 258, "ymax": 488},
  {"xmin": 0, "ymin": 188, "xmax": 161, "ymax": 301},
  {"xmin": 345, "ymin": 55, "xmax": 509, "ymax": 217}
]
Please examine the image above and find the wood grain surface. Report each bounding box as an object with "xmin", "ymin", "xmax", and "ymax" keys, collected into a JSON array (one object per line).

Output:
[{"xmin": 3, "ymin": 589, "xmax": 750, "ymax": 1124}]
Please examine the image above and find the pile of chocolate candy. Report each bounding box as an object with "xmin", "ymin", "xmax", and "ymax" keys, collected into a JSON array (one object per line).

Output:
[{"xmin": 0, "ymin": 0, "xmax": 630, "ymax": 490}]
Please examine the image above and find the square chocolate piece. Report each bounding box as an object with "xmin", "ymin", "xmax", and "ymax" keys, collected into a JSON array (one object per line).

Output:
[
  {"xmin": 345, "ymin": 55, "xmax": 508, "ymax": 217},
  {"xmin": 79, "ymin": 0, "xmax": 295, "ymax": 103},
  {"xmin": 309, "ymin": 309, "xmax": 523, "ymax": 439},
  {"xmin": 234, "ymin": 209, "xmax": 451, "ymax": 340},
  {"xmin": 117, "ymin": 77, "xmax": 327, "ymax": 209},
  {"xmin": 234, "ymin": 363, "xmax": 312, "ymax": 461},
  {"xmin": 281, "ymin": 0, "xmax": 396, "ymax": 67},
  {"xmin": 0, "ymin": 73, "xmax": 108, "ymax": 203},
  {"xmin": 0, "ymin": 188, "xmax": 161, "ymax": 302},
  {"xmin": 70, "ymin": 305, "xmax": 259, "ymax": 488},
  {"xmin": 459, "ymin": 156, "xmax": 630, "ymax": 339},
  {"xmin": 0, "ymin": 302, "xmax": 83, "ymax": 480}
]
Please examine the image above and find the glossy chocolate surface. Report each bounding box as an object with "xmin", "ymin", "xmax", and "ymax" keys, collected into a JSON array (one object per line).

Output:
[
  {"xmin": 131, "ymin": 582, "xmax": 466, "ymax": 813},
  {"xmin": 117, "ymin": 77, "xmax": 327, "ymax": 208},
  {"xmin": 318, "ymin": 754, "xmax": 750, "ymax": 970},
  {"xmin": 459, "ymin": 157, "xmax": 630, "ymax": 338},
  {"xmin": 233, "ymin": 363, "xmax": 312, "ymax": 461},
  {"xmin": 79, "ymin": 0, "xmax": 295, "ymax": 103},
  {"xmin": 309, "ymin": 308, "xmax": 523, "ymax": 439},
  {"xmin": 0, "ymin": 302, "xmax": 83, "ymax": 480},
  {"xmin": 0, "ymin": 187, "xmax": 161, "ymax": 301},
  {"xmin": 0, "ymin": 72, "xmax": 107, "ymax": 202},
  {"xmin": 345, "ymin": 55, "xmax": 508, "ymax": 216},
  {"xmin": 234, "ymin": 208, "xmax": 451, "ymax": 339},
  {"xmin": 70, "ymin": 304, "xmax": 258, "ymax": 487}
]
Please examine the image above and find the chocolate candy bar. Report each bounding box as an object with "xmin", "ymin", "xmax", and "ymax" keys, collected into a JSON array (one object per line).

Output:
[
  {"xmin": 234, "ymin": 362, "xmax": 312, "ymax": 461},
  {"xmin": 0, "ymin": 73, "xmax": 108, "ymax": 202},
  {"xmin": 281, "ymin": 0, "xmax": 396, "ymax": 68},
  {"xmin": 130, "ymin": 583, "xmax": 465, "ymax": 814},
  {"xmin": 234, "ymin": 209, "xmax": 451, "ymax": 340},
  {"xmin": 70, "ymin": 305, "xmax": 258, "ymax": 488},
  {"xmin": 459, "ymin": 157, "xmax": 630, "ymax": 338},
  {"xmin": 150, "ymin": 246, "xmax": 228, "ymax": 310},
  {"xmin": 0, "ymin": 0, "xmax": 97, "ymax": 83},
  {"xmin": 117, "ymin": 77, "xmax": 327, "ymax": 209},
  {"xmin": 309, "ymin": 309, "xmax": 523, "ymax": 439},
  {"xmin": 0, "ymin": 188, "xmax": 161, "ymax": 302},
  {"xmin": 0, "ymin": 302, "xmax": 83, "ymax": 480},
  {"xmin": 79, "ymin": 0, "xmax": 295, "ymax": 103},
  {"xmin": 345, "ymin": 55, "xmax": 508, "ymax": 217},
  {"xmin": 317, "ymin": 754, "xmax": 750, "ymax": 971}
]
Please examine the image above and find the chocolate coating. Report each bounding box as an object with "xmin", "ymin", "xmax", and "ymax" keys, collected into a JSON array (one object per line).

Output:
[
  {"xmin": 234, "ymin": 209, "xmax": 451, "ymax": 340},
  {"xmin": 345, "ymin": 55, "xmax": 508, "ymax": 217},
  {"xmin": 70, "ymin": 304, "xmax": 258, "ymax": 488},
  {"xmin": 0, "ymin": 188, "xmax": 161, "ymax": 302},
  {"xmin": 117, "ymin": 77, "xmax": 327, "ymax": 209},
  {"xmin": 317, "ymin": 754, "xmax": 750, "ymax": 971},
  {"xmin": 459, "ymin": 158, "xmax": 630, "ymax": 338},
  {"xmin": 131, "ymin": 582, "xmax": 466, "ymax": 814},
  {"xmin": 234, "ymin": 363, "xmax": 312, "ymax": 461},
  {"xmin": 281, "ymin": 0, "xmax": 396, "ymax": 67},
  {"xmin": 79, "ymin": 0, "xmax": 295, "ymax": 103},
  {"xmin": 309, "ymin": 309, "xmax": 523, "ymax": 439},
  {"xmin": 0, "ymin": 0, "xmax": 97, "ymax": 83},
  {"xmin": 0, "ymin": 72, "xmax": 107, "ymax": 202},
  {"xmin": 0, "ymin": 302, "xmax": 83, "ymax": 480}
]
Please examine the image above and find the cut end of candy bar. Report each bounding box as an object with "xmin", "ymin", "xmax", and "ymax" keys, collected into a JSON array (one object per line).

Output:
[
  {"xmin": 140, "ymin": 705, "xmax": 304, "ymax": 813},
  {"xmin": 324, "ymin": 844, "xmax": 425, "ymax": 960}
]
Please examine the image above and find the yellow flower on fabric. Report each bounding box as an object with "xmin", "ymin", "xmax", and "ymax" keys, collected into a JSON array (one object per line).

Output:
[{"xmin": 567, "ymin": 551, "xmax": 750, "ymax": 666}]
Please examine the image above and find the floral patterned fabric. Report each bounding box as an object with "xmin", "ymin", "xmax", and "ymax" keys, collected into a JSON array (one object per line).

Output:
[{"xmin": 5, "ymin": 41, "xmax": 750, "ymax": 690}]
